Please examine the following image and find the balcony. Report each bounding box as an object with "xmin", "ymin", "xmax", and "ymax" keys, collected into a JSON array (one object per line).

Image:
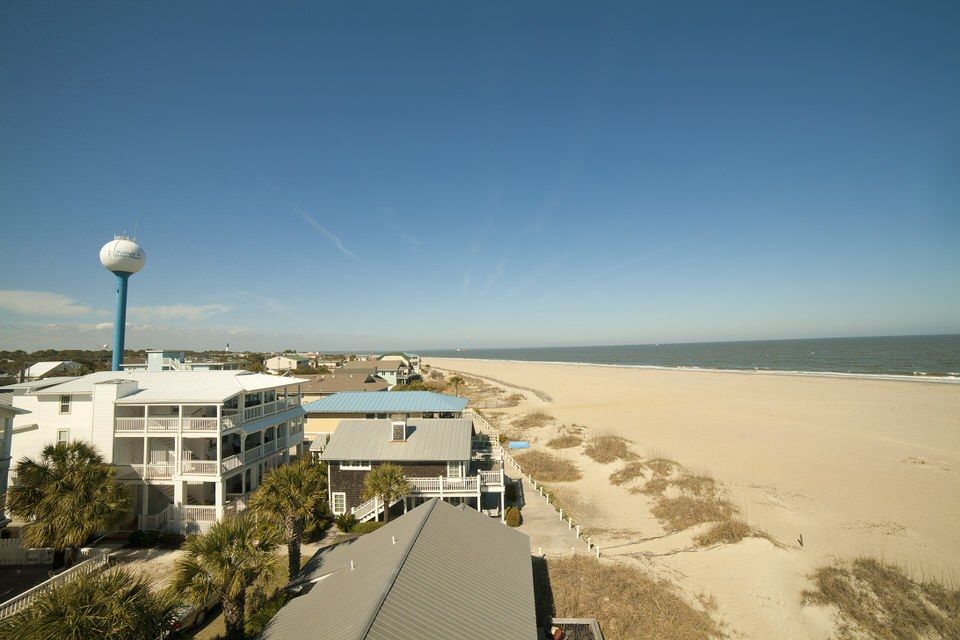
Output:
[
  {"xmin": 116, "ymin": 397, "xmax": 300, "ymax": 434},
  {"xmin": 180, "ymin": 460, "xmax": 218, "ymax": 475},
  {"xmin": 407, "ymin": 476, "xmax": 480, "ymax": 495},
  {"xmin": 115, "ymin": 463, "xmax": 174, "ymax": 480}
]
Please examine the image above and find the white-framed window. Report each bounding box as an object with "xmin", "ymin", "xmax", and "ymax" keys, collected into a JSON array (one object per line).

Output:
[
  {"xmin": 59, "ymin": 395, "xmax": 71, "ymax": 414},
  {"xmin": 57, "ymin": 429, "xmax": 70, "ymax": 444},
  {"xmin": 447, "ymin": 461, "xmax": 462, "ymax": 478},
  {"xmin": 332, "ymin": 492, "xmax": 347, "ymax": 515},
  {"xmin": 341, "ymin": 461, "xmax": 371, "ymax": 471}
]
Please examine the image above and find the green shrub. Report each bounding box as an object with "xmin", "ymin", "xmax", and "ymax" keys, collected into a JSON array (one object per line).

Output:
[
  {"xmin": 505, "ymin": 506, "xmax": 522, "ymax": 527},
  {"xmin": 352, "ymin": 521, "xmax": 385, "ymax": 535},
  {"xmin": 335, "ymin": 513, "xmax": 357, "ymax": 533},
  {"xmin": 126, "ymin": 529, "xmax": 184, "ymax": 549}
]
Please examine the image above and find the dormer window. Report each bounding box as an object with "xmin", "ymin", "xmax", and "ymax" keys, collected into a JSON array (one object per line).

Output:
[{"xmin": 391, "ymin": 421, "xmax": 406, "ymax": 442}]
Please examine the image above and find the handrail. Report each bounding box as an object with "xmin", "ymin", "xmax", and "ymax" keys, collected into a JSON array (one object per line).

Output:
[{"xmin": 0, "ymin": 549, "xmax": 110, "ymax": 620}]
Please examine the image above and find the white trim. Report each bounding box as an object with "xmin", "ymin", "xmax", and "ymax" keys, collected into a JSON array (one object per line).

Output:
[
  {"xmin": 58, "ymin": 395, "xmax": 71, "ymax": 414},
  {"xmin": 56, "ymin": 428, "xmax": 70, "ymax": 444},
  {"xmin": 340, "ymin": 461, "xmax": 371, "ymax": 471}
]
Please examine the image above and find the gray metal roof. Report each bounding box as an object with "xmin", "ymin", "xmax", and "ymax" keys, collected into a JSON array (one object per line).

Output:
[
  {"xmin": 300, "ymin": 374, "xmax": 389, "ymax": 395},
  {"xmin": 319, "ymin": 419, "xmax": 472, "ymax": 462},
  {"xmin": 303, "ymin": 391, "xmax": 467, "ymax": 414},
  {"xmin": 260, "ymin": 499, "xmax": 537, "ymax": 640},
  {"xmin": 0, "ymin": 376, "xmax": 79, "ymax": 392}
]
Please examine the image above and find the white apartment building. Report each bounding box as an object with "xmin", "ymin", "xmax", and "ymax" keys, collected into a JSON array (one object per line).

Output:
[
  {"xmin": 0, "ymin": 395, "xmax": 28, "ymax": 528},
  {"xmin": 265, "ymin": 354, "xmax": 311, "ymax": 373},
  {"xmin": 4, "ymin": 371, "xmax": 305, "ymax": 533}
]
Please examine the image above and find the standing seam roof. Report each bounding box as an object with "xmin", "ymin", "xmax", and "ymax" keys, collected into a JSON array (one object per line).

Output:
[{"xmin": 303, "ymin": 391, "xmax": 467, "ymax": 414}]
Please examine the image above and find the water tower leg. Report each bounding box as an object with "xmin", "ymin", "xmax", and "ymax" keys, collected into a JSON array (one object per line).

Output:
[{"xmin": 112, "ymin": 272, "xmax": 131, "ymax": 371}]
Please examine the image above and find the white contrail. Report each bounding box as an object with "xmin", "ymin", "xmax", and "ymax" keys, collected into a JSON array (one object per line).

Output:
[{"xmin": 288, "ymin": 201, "xmax": 362, "ymax": 263}]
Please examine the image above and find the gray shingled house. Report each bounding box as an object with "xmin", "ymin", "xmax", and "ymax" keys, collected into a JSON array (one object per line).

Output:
[
  {"xmin": 258, "ymin": 498, "xmax": 538, "ymax": 640},
  {"xmin": 319, "ymin": 418, "xmax": 505, "ymax": 522}
]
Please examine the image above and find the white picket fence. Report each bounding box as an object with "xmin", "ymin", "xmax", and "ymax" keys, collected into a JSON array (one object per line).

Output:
[
  {"xmin": 0, "ymin": 549, "xmax": 111, "ymax": 619},
  {"xmin": 465, "ymin": 409, "xmax": 601, "ymax": 559},
  {"xmin": 0, "ymin": 540, "xmax": 54, "ymax": 566}
]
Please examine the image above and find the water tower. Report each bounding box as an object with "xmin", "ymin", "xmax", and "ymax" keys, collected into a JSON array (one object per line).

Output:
[{"xmin": 100, "ymin": 235, "xmax": 146, "ymax": 371}]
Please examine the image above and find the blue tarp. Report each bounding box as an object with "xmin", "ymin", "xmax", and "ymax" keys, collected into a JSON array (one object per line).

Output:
[{"xmin": 507, "ymin": 441, "xmax": 530, "ymax": 449}]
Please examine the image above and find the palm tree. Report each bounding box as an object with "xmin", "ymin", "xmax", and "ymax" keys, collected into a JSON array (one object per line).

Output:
[
  {"xmin": 249, "ymin": 458, "xmax": 327, "ymax": 578},
  {"xmin": 170, "ymin": 511, "xmax": 281, "ymax": 640},
  {"xmin": 449, "ymin": 375, "xmax": 464, "ymax": 396},
  {"xmin": 0, "ymin": 566, "xmax": 178, "ymax": 640},
  {"xmin": 7, "ymin": 441, "xmax": 129, "ymax": 568},
  {"xmin": 361, "ymin": 463, "xmax": 410, "ymax": 523}
]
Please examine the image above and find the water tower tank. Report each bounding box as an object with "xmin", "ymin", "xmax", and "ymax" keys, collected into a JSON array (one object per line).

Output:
[{"xmin": 99, "ymin": 236, "xmax": 146, "ymax": 274}]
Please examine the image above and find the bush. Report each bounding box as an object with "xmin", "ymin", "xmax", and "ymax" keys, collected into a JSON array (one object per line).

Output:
[
  {"xmin": 514, "ymin": 450, "xmax": 582, "ymax": 482},
  {"xmin": 335, "ymin": 513, "xmax": 357, "ymax": 533},
  {"xmin": 127, "ymin": 529, "xmax": 184, "ymax": 549},
  {"xmin": 352, "ymin": 521, "xmax": 385, "ymax": 535},
  {"xmin": 583, "ymin": 435, "xmax": 636, "ymax": 463},
  {"xmin": 547, "ymin": 434, "xmax": 582, "ymax": 449},
  {"xmin": 511, "ymin": 412, "xmax": 554, "ymax": 430},
  {"xmin": 504, "ymin": 506, "xmax": 522, "ymax": 527}
]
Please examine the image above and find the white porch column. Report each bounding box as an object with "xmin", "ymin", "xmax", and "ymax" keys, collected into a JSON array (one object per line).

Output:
[
  {"xmin": 215, "ymin": 481, "xmax": 224, "ymax": 520},
  {"xmin": 173, "ymin": 479, "xmax": 184, "ymax": 506},
  {"xmin": 175, "ymin": 404, "xmax": 183, "ymax": 473}
]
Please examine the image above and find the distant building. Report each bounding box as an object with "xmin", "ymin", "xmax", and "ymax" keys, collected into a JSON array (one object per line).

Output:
[
  {"xmin": 340, "ymin": 359, "xmax": 413, "ymax": 387},
  {"xmin": 318, "ymin": 417, "xmax": 505, "ymax": 521},
  {"xmin": 0, "ymin": 393, "xmax": 28, "ymax": 528},
  {"xmin": 378, "ymin": 351, "xmax": 421, "ymax": 373},
  {"xmin": 121, "ymin": 349, "xmax": 246, "ymax": 372},
  {"xmin": 299, "ymin": 373, "xmax": 389, "ymax": 402},
  {"xmin": 302, "ymin": 390, "xmax": 467, "ymax": 442},
  {"xmin": 3, "ymin": 371, "xmax": 306, "ymax": 532},
  {"xmin": 265, "ymin": 353, "xmax": 312, "ymax": 373},
  {"xmin": 261, "ymin": 499, "xmax": 538, "ymax": 640},
  {"xmin": 22, "ymin": 361, "xmax": 83, "ymax": 381}
]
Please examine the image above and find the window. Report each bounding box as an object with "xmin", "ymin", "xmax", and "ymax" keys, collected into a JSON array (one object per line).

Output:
[
  {"xmin": 341, "ymin": 461, "xmax": 371, "ymax": 471},
  {"xmin": 59, "ymin": 395, "xmax": 71, "ymax": 414},
  {"xmin": 447, "ymin": 461, "xmax": 462, "ymax": 478},
  {"xmin": 332, "ymin": 492, "xmax": 347, "ymax": 515},
  {"xmin": 57, "ymin": 429, "xmax": 69, "ymax": 444}
]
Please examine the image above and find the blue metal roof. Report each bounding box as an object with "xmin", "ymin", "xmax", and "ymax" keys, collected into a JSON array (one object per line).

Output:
[{"xmin": 302, "ymin": 391, "xmax": 467, "ymax": 414}]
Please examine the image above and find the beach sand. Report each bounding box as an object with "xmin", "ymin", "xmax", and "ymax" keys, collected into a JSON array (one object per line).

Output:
[{"xmin": 429, "ymin": 357, "xmax": 960, "ymax": 639}]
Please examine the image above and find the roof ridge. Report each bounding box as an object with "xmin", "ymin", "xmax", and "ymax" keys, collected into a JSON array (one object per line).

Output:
[{"xmin": 359, "ymin": 498, "xmax": 438, "ymax": 640}]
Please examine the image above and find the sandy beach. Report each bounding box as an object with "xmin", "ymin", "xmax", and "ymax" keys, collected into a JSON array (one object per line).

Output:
[{"xmin": 429, "ymin": 357, "xmax": 960, "ymax": 639}]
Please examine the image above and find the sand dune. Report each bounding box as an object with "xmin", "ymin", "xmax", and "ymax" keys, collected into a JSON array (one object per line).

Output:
[{"xmin": 430, "ymin": 357, "xmax": 960, "ymax": 638}]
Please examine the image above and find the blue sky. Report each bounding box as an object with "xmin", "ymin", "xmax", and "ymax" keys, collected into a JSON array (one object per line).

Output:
[{"xmin": 1, "ymin": 1, "xmax": 958, "ymax": 351}]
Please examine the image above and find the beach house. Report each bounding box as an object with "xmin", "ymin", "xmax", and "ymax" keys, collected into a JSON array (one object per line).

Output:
[
  {"xmin": 265, "ymin": 353, "xmax": 312, "ymax": 373},
  {"xmin": 3, "ymin": 371, "xmax": 305, "ymax": 532},
  {"xmin": 21, "ymin": 361, "xmax": 83, "ymax": 381},
  {"xmin": 318, "ymin": 416, "xmax": 505, "ymax": 521},
  {"xmin": 0, "ymin": 394, "xmax": 28, "ymax": 528},
  {"xmin": 260, "ymin": 498, "xmax": 538, "ymax": 640},
  {"xmin": 299, "ymin": 373, "xmax": 389, "ymax": 402},
  {"xmin": 340, "ymin": 359, "xmax": 413, "ymax": 387},
  {"xmin": 378, "ymin": 351, "xmax": 421, "ymax": 373},
  {"xmin": 302, "ymin": 390, "xmax": 467, "ymax": 447}
]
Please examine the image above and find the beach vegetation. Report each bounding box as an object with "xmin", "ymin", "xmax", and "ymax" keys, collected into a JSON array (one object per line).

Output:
[
  {"xmin": 546, "ymin": 434, "xmax": 582, "ymax": 449},
  {"xmin": 534, "ymin": 555, "xmax": 721, "ymax": 640},
  {"xmin": 7, "ymin": 441, "xmax": 129, "ymax": 569},
  {"xmin": 334, "ymin": 513, "xmax": 357, "ymax": 533},
  {"xmin": 169, "ymin": 512, "xmax": 282, "ymax": 640},
  {"xmin": 248, "ymin": 458, "xmax": 328, "ymax": 578},
  {"xmin": 0, "ymin": 566, "xmax": 179, "ymax": 640},
  {"xmin": 651, "ymin": 495, "xmax": 736, "ymax": 532},
  {"xmin": 514, "ymin": 450, "xmax": 582, "ymax": 482},
  {"xmin": 802, "ymin": 557, "xmax": 960, "ymax": 640},
  {"xmin": 511, "ymin": 411, "xmax": 555, "ymax": 430},
  {"xmin": 583, "ymin": 435, "xmax": 637, "ymax": 463},
  {"xmin": 693, "ymin": 518, "xmax": 773, "ymax": 547},
  {"xmin": 351, "ymin": 521, "xmax": 386, "ymax": 535},
  {"xmin": 505, "ymin": 506, "xmax": 522, "ymax": 527},
  {"xmin": 448, "ymin": 375, "xmax": 464, "ymax": 395},
  {"xmin": 361, "ymin": 463, "xmax": 410, "ymax": 522}
]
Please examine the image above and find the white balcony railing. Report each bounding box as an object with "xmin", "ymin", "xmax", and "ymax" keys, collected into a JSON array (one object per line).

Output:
[
  {"xmin": 115, "ymin": 418, "xmax": 144, "ymax": 432},
  {"xmin": 221, "ymin": 454, "xmax": 243, "ymax": 472},
  {"xmin": 479, "ymin": 469, "xmax": 504, "ymax": 486},
  {"xmin": 263, "ymin": 440, "xmax": 277, "ymax": 455},
  {"xmin": 146, "ymin": 417, "xmax": 179, "ymax": 431},
  {"xmin": 115, "ymin": 463, "xmax": 173, "ymax": 480},
  {"xmin": 180, "ymin": 460, "xmax": 218, "ymax": 475},
  {"xmin": 244, "ymin": 445, "xmax": 262, "ymax": 464},
  {"xmin": 407, "ymin": 476, "xmax": 480, "ymax": 494},
  {"xmin": 180, "ymin": 505, "xmax": 218, "ymax": 524},
  {"xmin": 182, "ymin": 417, "xmax": 219, "ymax": 431}
]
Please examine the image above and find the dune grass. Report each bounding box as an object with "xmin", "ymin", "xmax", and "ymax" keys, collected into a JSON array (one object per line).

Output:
[
  {"xmin": 802, "ymin": 557, "xmax": 960, "ymax": 640},
  {"xmin": 692, "ymin": 518, "xmax": 777, "ymax": 547},
  {"xmin": 546, "ymin": 434, "xmax": 583, "ymax": 449},
  {"xmin": 651, "ymin": 495, "xmax": 737, "ymax": 532},
  {"xmin": 513, "ymin": 450, "xmax": 582, "ymax": 482},
  {"xmin": 583, "ymin": 435, "xmax": 637, "ymax": 464},
  {"xmin": 534, "ymin": 555, "xmax": 721, "ymax": 640},
  {"xmin": 511, "ymin": 411, "xmax": 555, "ymax": 430}
]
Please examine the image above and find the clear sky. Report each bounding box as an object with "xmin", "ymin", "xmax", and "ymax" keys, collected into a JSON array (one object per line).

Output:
[{"xmin": 1, "ymin": 1, "xmax": 958, "ymax": 352}]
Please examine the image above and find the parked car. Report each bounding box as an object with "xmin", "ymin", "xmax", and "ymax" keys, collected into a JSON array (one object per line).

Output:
[{"xmin": 171, "ymin": 594, "xmax": 219, "ymax": 632}]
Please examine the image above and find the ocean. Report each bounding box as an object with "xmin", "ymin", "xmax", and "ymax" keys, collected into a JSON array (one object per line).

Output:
[{"xmin": 422, "ymin": 334, "xmax": 960, "ymax": 380}]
